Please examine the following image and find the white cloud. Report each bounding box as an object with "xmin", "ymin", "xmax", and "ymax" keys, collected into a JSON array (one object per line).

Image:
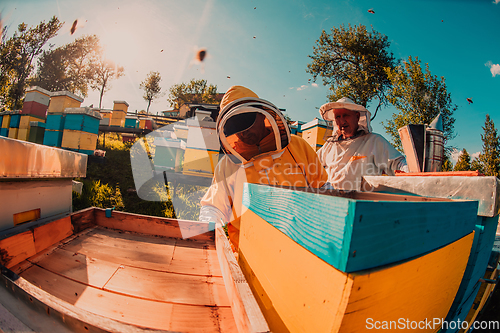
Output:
[
  {"xmin": 450, "ymin": 149, "xmax": 480, "ymax": 164},
  {"xmin": 297, "ymin": 85, "xmax": 308, "ymax": 91},
  {"xmin": 451, "ymin": 148, "xmax": 461, "ymax": 164},
  {"xmin": 311, "ymin": 83, "xmax": 318, "ymax": 87},
  {"xmin": 485, "ymin": 61, "xmax": 500, "ymax": 77}
]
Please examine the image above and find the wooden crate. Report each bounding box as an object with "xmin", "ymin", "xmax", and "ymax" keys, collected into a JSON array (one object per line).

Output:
[
  {"xmin": 61, "ymin": 129, "xmax": 98, "ymax": 152},
  {"xmin": 47, "ymin": 91, "xmax": 83, "ymax": 114}
]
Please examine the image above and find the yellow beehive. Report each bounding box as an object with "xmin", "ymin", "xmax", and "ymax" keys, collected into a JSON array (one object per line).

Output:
[
  {"xmin": 301, "ymin": 118, "xmax": 328, "ymax": 151},
  {"xmin": 61, "ymin": 129, "xmax": 98, "ymax": 152},
  {"xmin": 1, "ymin": 114, "xmax": 10, "ymax": 128},
  {"xmin": 8, "ymin": 128, "xmax": 18, "ymax": 139},
  {"xmin": 19, "ymin": 115, "xmax": 45, "ymax": 129},
  {"xmin": 47, "ymin": 91, "xmax": 84, "ymax": 114},
  {"xmin": 17, "ymin": 128, "xmax": 30, "ymax": 141}
]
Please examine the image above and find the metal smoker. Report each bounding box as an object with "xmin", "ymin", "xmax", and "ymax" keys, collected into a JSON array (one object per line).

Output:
[{"xmin": 398, "ymin": 114, "xmax": 445, "ymax": 172}]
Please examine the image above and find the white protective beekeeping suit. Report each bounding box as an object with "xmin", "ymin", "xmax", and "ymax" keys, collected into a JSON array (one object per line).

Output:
[{"xmin": 317, "ymin": 97, "xmax": 408, "ymax": 191}]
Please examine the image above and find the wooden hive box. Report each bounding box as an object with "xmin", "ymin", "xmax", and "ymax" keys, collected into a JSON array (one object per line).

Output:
[
  {"xmin": 301, "ymin": 118, "xmax": 328, "ymax": 151},
  {"xmin": 239, "ymin": 183, "xmax": 478, "ymax": 333},
  {"xmin": 63, "ymin": 107, "xmax": 101, "ymax": 134},
  {"xmin": 28, "ymin": 121, "xmax": 45, "ymax": 144},
  {"xmin": 9, "ymin": 112, "xmax": 21, "ymax": 128},
  {"xmin": 182, "ymin": 118, "xmax": 219, "ymax": 178},
  {"xmin": 362, "ymin": 175, "xmax": 500, "ymax": 330},
  {"xmin": 47, "ymin": 91, "xmax": 83, "ymax": 114},
  {"xmin": 21, "ymin": 86, "xmax": 51, "ymax": 118},
  {"xmin": 153, "ymin": 137, "xmax": 186, "ymax": 172},
  {"xmin": 125, "ymin": 116, "xmax": 138, "ymax": 128}
]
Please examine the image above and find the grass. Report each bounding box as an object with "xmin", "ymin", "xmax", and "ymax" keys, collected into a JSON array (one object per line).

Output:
[{"xmin": 73, "ymin": 133, "xmax": 206, "ymax": 220}]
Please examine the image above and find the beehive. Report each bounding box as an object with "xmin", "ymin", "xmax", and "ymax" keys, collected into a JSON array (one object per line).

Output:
[
  {"xmin": 125, "ymin": 116, "xmax": 138, "ymax": 128},
  {"xmin": 182, "ymin": 115, "xmax": 219, "ymax": 178},
  {"xmin": 110, "ymin": 101, "xmax": 128, "ymax": 127},
  {"xmin": 21, "ymin": 86, "xmax": 51, "ymax": 118},
  {"xmin": 47, "ymin": 91, "xmax": 84, "ymax": 114},
  {"xmin": 60, "ymin": 107, "xmax": 102, "ymax": 155},
  {"xmin": 301, "ymin": 118, "xmax": 328, "ymax": 151},
  {"xmin": 28, "ymin": 121, "xmax": 45, "ymax": 144},
  {"xmin": 153, "ymin": 137, "xmax": 186, "ymax": 172}
]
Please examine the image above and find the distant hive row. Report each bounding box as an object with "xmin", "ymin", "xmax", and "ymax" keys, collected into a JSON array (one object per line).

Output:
[{"xmin": 0, "ymin": 86, "xmax": 152, "ymax": 155}]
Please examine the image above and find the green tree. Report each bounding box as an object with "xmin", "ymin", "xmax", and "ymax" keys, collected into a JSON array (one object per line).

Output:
[
  {"xmin": 478, "ymin": 114, "xmax": 500, "ymax": 177},
  {"xmin": 31, "ymin": 35, "xmax": 101, "ymax": 97},
  {"xmin": 306, "ymin": 24, "xmax": 397, "ymax": 119},
  {"xmin": 441, "ymin": 154, "xmax": 453, "ymax": 171},
  {"xmin": 90, "ymin": 58, "xmax": 124, "ymax": 109},
  {"xmin": 470, "ymin": 157, "xmax": 484, "ymax": 174},
  {"xmin": 454, "ymin": 149, "xmax": 471, "ymax": 171},
  {"xmin": 383, "ymin": 56, "xmax": 457, "ymax": 151},
  {"xmin": 167, "ymin": 79, "xmax": 218, "ymax": 110},
  {"xmin": 140, "ymin": 71, "xmax": 163, "ymax": 113},
  {"xmin": 0, "ymin": 16, "xmax": 62, "ymax": 110}
]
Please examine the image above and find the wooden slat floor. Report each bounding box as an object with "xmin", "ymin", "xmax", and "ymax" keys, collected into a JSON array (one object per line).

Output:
[{"xmin": 15, "ymin": 226, "xmax": 237, "ymax": 332}]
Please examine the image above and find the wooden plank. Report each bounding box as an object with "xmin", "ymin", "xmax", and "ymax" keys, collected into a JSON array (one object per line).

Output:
[
  {"xmin": 169, "ymin": 239, "xmax": 221, "ymax": 276},
  {"xmin": 61, "ymin": 227, "xmax": 176, "ymax": 272},
  {"xmin": 33, "ymin": 216, "xmax": 73, "ymax": 253},
  {"xmin": 215, "ymin": 225, "xmax": 270, "ymax": 333},
  {"xmin": 93, "ymin": 208, "xmax": 214, "ymax": 242},
  {"xmin": 239, "ymin": 207, "xmax": 474, "ymax": 333},
  {"xmin": 242, "ymin": 183, "xmax": 478, "ymax": 272},
  {"xmin": 103, "ymin": 266, "xmax": 229, "ymax": 306},
  {"xmin": 70, "ymin": 206, "xmax": 96, "ymax": 234},
  {"xmin": 20, "ymin": 265, "xmax": 232, "ymax": 331},
  {"xmin": 0, "ymin": 230, "xmax": 36, "ymax": 268},
  {"xmin": 32, "ymin": 248, "xmax": 121, "ymax": 289}
]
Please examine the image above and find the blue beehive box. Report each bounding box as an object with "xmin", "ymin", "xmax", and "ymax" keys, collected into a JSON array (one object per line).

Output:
[
  {"xmin": 45, "ymin": 113, "xmax": 66, "ymax": 131},
  {"xmin": 43, "ymin": 129, "xmax": 64, "ymax": 147},
  {"xmin": 0, "ymin": 128, "xmax": 8, "ymax": 137},
  {"xmin": 9, "ymin": 112, "xmax": 21, "ymax": 128},
  {"xmin": 64, "ymin": 107, "xmax": 101, "ymax": 134},
  {"xmin": 125, "ymin": 116, "xmax": 138, "ymax": 128}
]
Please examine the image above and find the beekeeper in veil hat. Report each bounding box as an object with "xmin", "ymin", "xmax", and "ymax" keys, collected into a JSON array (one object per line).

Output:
[
  {"xmin": 317, "ymin": 97, "xmax": 408, "ymax": 191},
  {"xmin": 199, "ymin": 86, "xmax": 327, "ymax": 250}
]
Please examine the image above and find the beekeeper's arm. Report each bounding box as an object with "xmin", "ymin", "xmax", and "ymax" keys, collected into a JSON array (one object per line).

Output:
[
  {"xmin": 372, "ymin": 134, "xmax": 409, "ymax": 175},
  {"xmin": 199, "ymin": 157, "xmax": 236, "ymax": 226}
]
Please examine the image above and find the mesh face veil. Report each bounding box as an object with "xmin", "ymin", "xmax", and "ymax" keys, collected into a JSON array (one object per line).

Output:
[{"xmin": 217, "ymin": 97, "xmax": 291, "ymax": 164}]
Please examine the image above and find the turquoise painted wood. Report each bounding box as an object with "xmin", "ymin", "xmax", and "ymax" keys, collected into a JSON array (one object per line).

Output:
[
  {"xmin": 42, "ymin": 130, "xmax": 63, "ymax": 147},
  {"xmin": 125, "ymin": 117, "xmax": 138, "ymax": 128},
  {"xmin": 0, "ymin": 128, "xmax": 7, "ymax": 137},
  {"xmin": 45, "ymin": 114, "xmax": 65, "ymax": 131},
  {"xmin": 242, "ymin": 183, "xmax": 478, "ymax": 272},
  {"xmin": 64, "ymin": 114, "xmax": 100, "ymax": 134},
  {"xmin": 442, "ymin": 215, "xmax": 499, "ymax": 332},
  {"xmin": 9, "ymin": 114, "xmax": 21, "ymax": 128}
]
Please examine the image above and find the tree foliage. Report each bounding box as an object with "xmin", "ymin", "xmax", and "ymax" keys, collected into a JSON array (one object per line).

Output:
[
  {"xmin": 306, "ymin": 24, "xmax": 397, "ymax": 119},
  {"xmin": 90, "ymin": 59, "xmax": 124, "ymax": 109},
  {"xmin": 478, "ymin": 114, "xmax": 500, "ymax": 177},
  {"xmin": 31, "ymin": 35, "xmax": 101, "ymax": 97},
  {"xmin": 140, "ymin": 71, "xmax": 163, "ymax": 113},
  {"xmin": 383, "ymin": 56, "xmax": 457, "ymax": 151},
  {"xmin": 0, "ymin": 16, "xmax": 62, "ymax": 110},
  {"xmin": 454, "ymin": 148, "xmax": 471, "ymax": 171},
  {"xmin": 167, "ymin": 79, "xmax": 218, "ymax": 110}
]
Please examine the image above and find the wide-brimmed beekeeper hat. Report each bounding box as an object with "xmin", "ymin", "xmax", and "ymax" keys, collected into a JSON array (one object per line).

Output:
[{"xmin": 319, "ymin": 97, "xmax": 372, "ymax": 138}]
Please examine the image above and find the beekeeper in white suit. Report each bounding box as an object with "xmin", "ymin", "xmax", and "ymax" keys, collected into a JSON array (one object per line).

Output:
[{"xmin": 317, "ymin": 97, "xmax": 408, "ymax": 191}]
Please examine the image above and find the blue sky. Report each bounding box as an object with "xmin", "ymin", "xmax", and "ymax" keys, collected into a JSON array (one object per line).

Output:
[{"xmin": 2, "ymin": 0, "xmax": 500, "ymax": 163}]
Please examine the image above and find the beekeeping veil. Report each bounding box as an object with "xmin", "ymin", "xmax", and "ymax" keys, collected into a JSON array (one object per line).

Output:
[
  {"xmin": 319, "ymin": 97, "xmax": 372, "ymax": 141},
  {"xmin": 217, "ymin": 86, "xmax": 291, "ymax": 164}
]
